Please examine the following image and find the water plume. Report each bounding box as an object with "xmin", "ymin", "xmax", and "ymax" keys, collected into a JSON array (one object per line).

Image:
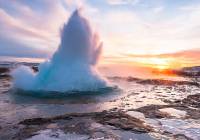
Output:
[{"xmin": 11, "ymin": 10, "xmax": 108, "ymax": 92}]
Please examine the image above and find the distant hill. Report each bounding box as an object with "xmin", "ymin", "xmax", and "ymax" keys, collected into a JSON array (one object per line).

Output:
[
  {"xmin": 151, "ymin": 66, "xmax": 200, "ymax": 77},
  {"xmin": 178, "ymin": 66, "xmax": 200, "ymax": 77},
  {"xmin": 182, "ymin": 66, "xmax": 200, "ymax": 73}
]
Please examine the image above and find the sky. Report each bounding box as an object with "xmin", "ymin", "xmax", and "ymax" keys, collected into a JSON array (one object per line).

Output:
[{"xmin": 0, "ymin": 0, "xmax": 200, "ymax": 69}]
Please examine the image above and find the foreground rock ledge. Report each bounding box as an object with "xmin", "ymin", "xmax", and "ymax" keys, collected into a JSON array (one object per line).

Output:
[{"xmin": 1, "ymin": 110, "xmax": 153, "ymax": 140}]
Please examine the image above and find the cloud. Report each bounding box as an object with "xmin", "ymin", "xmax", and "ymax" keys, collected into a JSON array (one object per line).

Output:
[
  {"xmin": 107, "ymin": 0, "xmax": 140, "ymax": 5},
  {"xmin": 0, "ymin": 0, "xmax": 200, "ymax": 68},
  {"xmin": 0, "ymin": 35, "xmax": 49, "ymax": 58},
  {"xmin": 152, "ymin": 6, "xmax": 164, "ymax": 14},
  {"xmin": 123, "ymin": 49, "xmax": 200, "ymax": 58},
  {"xmin": 93, "ymin": 2, "xmax": 200, "ymax": 58},
  {"xmin": 0, "ymin": 0, "xmax": 72, "ymax": 58},
  {"xmin": 0, "ymin": 0, "xmax": 100, "ymax": 59},
  {"xmin": 121, "ymin": 49, "xmax": 200, "ymax": 67}
]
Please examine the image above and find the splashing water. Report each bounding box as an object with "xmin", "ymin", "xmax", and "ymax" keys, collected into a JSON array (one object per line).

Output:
[{"xmin": 11, "ymin": 10, "xmax": 108, "ymax": 92}]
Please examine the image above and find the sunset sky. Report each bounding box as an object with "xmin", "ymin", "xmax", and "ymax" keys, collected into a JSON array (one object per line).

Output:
[{"xmin": 0, "ymin": 0, "xmax": 200, "ymax": 69}]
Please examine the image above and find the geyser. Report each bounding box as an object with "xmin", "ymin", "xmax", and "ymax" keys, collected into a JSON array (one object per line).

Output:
[{"xmin": 12, "ymin": 10, "xmax": 108, "ymax": 92}]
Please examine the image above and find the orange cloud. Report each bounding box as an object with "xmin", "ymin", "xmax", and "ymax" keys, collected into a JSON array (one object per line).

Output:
[{"xmin": 102, "ymin": 49, "xmax": 200, "ymax": 69}]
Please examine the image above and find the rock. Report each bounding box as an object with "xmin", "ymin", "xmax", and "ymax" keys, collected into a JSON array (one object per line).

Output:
[
  {"xmin": 181, "ymin": 94, "xmax": 200, "ymax": 108},
  {"xmin": 20, "ymin": 118, "xmax": 53, "ymax": 125}
]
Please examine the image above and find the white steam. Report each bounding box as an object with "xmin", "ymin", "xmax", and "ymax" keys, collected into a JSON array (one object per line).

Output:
[{"xmin": 11, "ymin": 10, "xmax": 108, "ymax": 92}]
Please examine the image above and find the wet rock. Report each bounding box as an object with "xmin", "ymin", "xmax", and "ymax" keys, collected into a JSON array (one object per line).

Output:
[
  {"xmin": 134, "ymin": 99, "xmax": 200, "ymax": 120},
  {"xmin": 109, "ymin": 76, "xmax": 199, "ymax": 87},
  {"xmin": 174, "ymin": 134, "xmax": 193, "ymax": 140},
  {"xmin": 135, "ymin": 105, "xmax": 172, "ymax": 119},
  {"xmin": 119, "ymin": 75, "xmax": 200, "ymax": 87},
  {"xmin": 0, "ymin": 67, "xmax": 10, "ymax": 78},
  {"xmin": 92, "ymin": 131, "xmax": 105, "ymax": 138},
  {"xmin": 137, "ymin": 79, "xmax": 199, "ymax": 87},
  {"xmin": 13, "ymin": 110, "xmax": 153, "ymax": 139},
  {"xmin": 31, "ymin": 66, "xmax": 38, "ymax": 72},
  {"xmin": 93, "ymin": 111, "xmax": 153, "ymax": 133},
  {"xmin": 181, "ymin": 94, "xmax": 200, "ymax": 108},
  {"xmin": 159, "ymin": 108, "xmax": 186, "ymax": 118},
  {"xmin": 126, "ymin": 77, "xmax": 140, "ymax": 82},
  {"xmin": 1, "ymin": 110, "xmax": 155, "ymax": 139},
  {"xmin": 20, "ymin": 118, "xmax": 53, "ymax": 125},
  {"xmin": 0, "ymin": 67, "xmax": 9, "ymax": 74}
]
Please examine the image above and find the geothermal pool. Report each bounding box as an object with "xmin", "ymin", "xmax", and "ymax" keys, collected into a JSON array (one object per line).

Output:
[{"xmin": 1, "ymin": 67, "xmax": 200, "ymax": 139}]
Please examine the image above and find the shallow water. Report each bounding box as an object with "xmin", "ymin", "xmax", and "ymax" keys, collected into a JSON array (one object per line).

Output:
[
  {"xmin": 0, "ymin": 67, "xmax": 200, "ymax": 139},
  {"xmin": 26, "ymin": 129, "xmax": 90, "ymax": 140}
]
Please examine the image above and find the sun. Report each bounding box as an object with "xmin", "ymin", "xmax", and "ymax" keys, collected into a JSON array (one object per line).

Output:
[
  {"xmin": 148, "ymin": 58, "xmax": 170, "ymax": 70},
  {"xmin": 156, "ymin": 65, "xmax": 169, "ymax": 70}
]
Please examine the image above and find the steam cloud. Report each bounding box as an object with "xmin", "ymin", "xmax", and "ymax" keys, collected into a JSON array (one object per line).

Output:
[{"xmin": 11, "ymin": 10, "xmax": 108, "ymax": 92}]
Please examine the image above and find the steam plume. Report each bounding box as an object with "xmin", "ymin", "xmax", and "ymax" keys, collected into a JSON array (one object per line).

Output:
[{"xmin": 12, "ymin": 10, "xmax": 107, "ymax": 92}]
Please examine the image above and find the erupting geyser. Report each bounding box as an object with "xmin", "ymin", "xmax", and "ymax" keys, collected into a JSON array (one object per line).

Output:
[{"xmin": 12, "ymin": 10, "xmax": 108, "ymax": 92}]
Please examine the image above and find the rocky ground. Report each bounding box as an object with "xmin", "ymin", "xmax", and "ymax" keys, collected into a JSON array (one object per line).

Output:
[
  {"xmin": 0, "ymin": 93, "xmax": 199, "ymax": 140},
  {"xmin": 0, "ymin": 66, "xmax": 200, "ymax": 140}
]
